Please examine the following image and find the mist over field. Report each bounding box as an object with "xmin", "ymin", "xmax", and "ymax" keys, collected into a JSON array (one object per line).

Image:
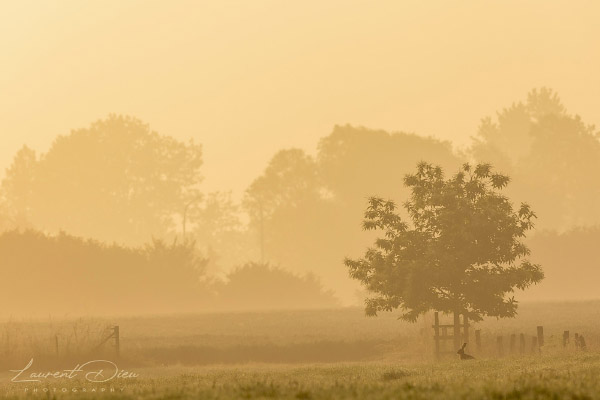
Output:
[
  {"xmin": 1, "ymin": 89, "xmax": 598, "ymax": 314},
  {"xmin": 1, "ymin": 1, "xmax": 600, "ymax": 399}
]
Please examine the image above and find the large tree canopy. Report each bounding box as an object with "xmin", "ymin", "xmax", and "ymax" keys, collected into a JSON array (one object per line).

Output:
[
  {"xmin": 243, "ymin": 148, "xmax": 336, "ymax": 272},
  {"xmin": 243, "ymin": 127, "xmax": 462, "ymax": 303},
  {"xmin": 470, "ymin": 87, "xmax": 600, "ymax": 230},
  {"xmin": 345, "ymin": 162, "xmax": 543, "ymax": 322},
  {"xmin": 1, "ymin": 115, "xmax": 203, "ymax": 244},
  {"xmin": 318, "ymin": 125, "xmax": 460, "ymax": 208}
]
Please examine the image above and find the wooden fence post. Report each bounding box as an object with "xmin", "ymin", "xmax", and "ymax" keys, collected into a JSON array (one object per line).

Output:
[
  {"xmin": 537, "ymin": 326, "xmax": 544, "ymax": 348},
  {"xmin": 519, "ymin": 333, "xmax": 525, "ymax": 354},
  {"xmin": 433, "ymin": 312, "xmax": 440, "ymax": 360},
  {"xmin": 574, "ymin": 333, "xmax": 586, "ymax": 350},
  {"xmin": 497, "ymin": 336, "xmax": 504, "ymax": 357},
  {"xmin": 55, "ymin": 335, "xmax": 59, "ymax": 357},
  {"xmin": 509, "ymin": 334, "xmax": 516, "ymax": 354},
  {"xmin": 563, "ymin": 331, "xmax": 569, "ymax": 347},
  {"xmin": 475, "ymin": 330, "xmax": 481, "ymax": 353},
  {"xmin": 531, "ymin": 336, "xmax": 538, "ymax": 353},
  {"xmin": 453, "ymin": 313, "xmax": 461, "ymax": 351}
]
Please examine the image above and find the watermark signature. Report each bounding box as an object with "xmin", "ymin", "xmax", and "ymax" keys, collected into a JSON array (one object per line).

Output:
[
  {"xmin": 20, "ymin": 386, "xmax": 125, "ymax": 394},
  {"xmin": 9, "ymin": 358, "xmax": 138, "ymax": 383}
]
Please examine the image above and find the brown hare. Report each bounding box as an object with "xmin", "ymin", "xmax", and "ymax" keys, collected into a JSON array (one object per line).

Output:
[{"xmin": 457, "ymin": 343, "xmax": 475, "ymax": 360}]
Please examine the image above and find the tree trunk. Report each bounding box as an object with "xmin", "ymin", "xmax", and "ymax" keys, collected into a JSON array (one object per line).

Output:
[{"xmin": 454, "ymin": 311, "xmax": 461, "ymax": 351}]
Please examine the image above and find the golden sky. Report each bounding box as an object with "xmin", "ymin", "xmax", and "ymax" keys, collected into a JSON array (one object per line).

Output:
[{"xmin": 1, "ymin": 0, "xmax": 598, "ymax": 196}]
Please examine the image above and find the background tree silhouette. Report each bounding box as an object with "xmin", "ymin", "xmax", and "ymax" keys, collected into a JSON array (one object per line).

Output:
[
  {"xmin": 244, "ymin": 127, "xmax": 462, "ymax": 302},
  {"xmin": 1, "ymin": 145, "xmax": 36, "ymax": 228},
  {"xmin": 0, "ymin": 114, "xmax": 203, "ymax": 245},
  {"xmin": 1, "ymin": 87, "xmax": 598, "ymax": 305},
  {"xmin": 345, "ymin": 162, "xmax": 544, "ymax": 334},
  {"xmin": 215, "ymin": 262, "xmax": 338, "ymax": 311},
  {"xmin": 470, "ymin": 87, "xmax": 600, "ymax": 230}
]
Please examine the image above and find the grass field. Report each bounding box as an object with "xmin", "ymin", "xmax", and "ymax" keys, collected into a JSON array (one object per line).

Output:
[
  {"xmin": 0, "ymin": 301, "xmax": 598, "ymax": 399},
  {"xmin": 1, "ymin": 353, "xmax": 599, "ymax": 399}
]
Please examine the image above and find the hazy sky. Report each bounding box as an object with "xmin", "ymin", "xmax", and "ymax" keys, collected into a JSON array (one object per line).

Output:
[{"xmin": 1, "ymin": 0, "xmax": 598, "ymax": 196}]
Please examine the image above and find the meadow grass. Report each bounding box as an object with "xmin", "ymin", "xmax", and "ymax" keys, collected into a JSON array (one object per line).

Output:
[
  {"xmin": 1, "ymin": 301, "xmax": 598, "ymax": 366},
  {"xmin": 0, "ymin": 301, "xmax": 598, "ymax": 398},
  {"xmin": 0, "ymin": 353, "xmax": 598, "ymax": 399}
]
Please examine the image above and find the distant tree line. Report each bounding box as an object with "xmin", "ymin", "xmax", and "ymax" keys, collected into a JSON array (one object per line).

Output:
[
  {"xmin": 0, "ymin": 230, "xmax": 337, "ymax": 315},
  {"xmin": 0, "ymin": 88, "xmax": 599, "ymax": 306},
  {"xmin": 471, "ymin": 87, "xmax": 600, "ymax": 230}
]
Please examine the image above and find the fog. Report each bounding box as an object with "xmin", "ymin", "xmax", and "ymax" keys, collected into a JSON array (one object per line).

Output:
[
  {"xmin": 1, "ymin": 1, "xmax": 599, "ymax": 315},
  {"xmin": 2, "ymin": 1, "xmax": 599, "ymax": 196}
]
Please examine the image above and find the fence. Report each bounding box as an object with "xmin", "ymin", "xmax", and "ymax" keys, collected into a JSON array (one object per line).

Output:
[
  {"xmin": 433, "ymin": 313, "xmax": 589, "ymax": 360},
  {"xmin": 1, "ymin": 322, "xmax": 120, "ymax": 362}
]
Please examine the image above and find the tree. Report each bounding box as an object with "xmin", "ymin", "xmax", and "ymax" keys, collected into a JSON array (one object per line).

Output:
[
  {"xmin": 345, "ymin": 162, "xmax": 543, "ymax": 334},
  {"xmin": 244, "ymin": 148, "xmax": 328, "ymax": 265},
  {"xmin": 189, "ymin": 191, "xmax": 254, "ymax": 275},
  {"xmin": 1, "ymin": 145, "xmax": 37, "ymax": 228},
  {"xmin": 0, "ymin": 115, "xmax": 203, "ymax": 244},
  {"xmin": 244, "ymin": 148, "xmax": 322, "ymax": 224},
  {"xmin": 0, "ymin": 229, "xmax": 211, "ymax": 315},
  {"xmin": 243, "ymin": 127, "xmax": 463, "ymax": 304},
  {"xmin": 470, "ymin": 88, "xmax": 600, "ymax": 230},
  {"xmin": 318, "ymin": 125, "xmax": 461, "ymax": 209},
  {"xmin": 215, "ymin": 262, "xmax": 338, "ymax": 311},
  {"xmin": 470, "ymin": 87, "xmax": 566, "ymax": 171},
  {"xmin": 518, "ymin": 113, "xmax": 600, "ymax": 228}
]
